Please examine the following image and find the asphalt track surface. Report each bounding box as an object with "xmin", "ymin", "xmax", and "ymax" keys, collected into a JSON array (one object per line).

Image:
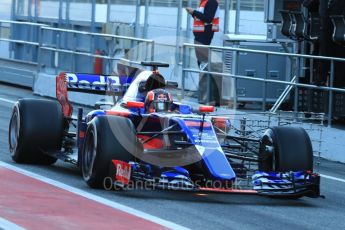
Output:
[{"xmin": 1, "ymin": 83, "xmax": 345, "ymax": 230}]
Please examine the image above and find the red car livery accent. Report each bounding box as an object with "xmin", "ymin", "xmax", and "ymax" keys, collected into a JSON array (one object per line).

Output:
[
  {"xmin": 56, "ymin": 72, "xmax": 73, "ymax": 117},
  {"xmin": 106, "ymin": 110, "xmax": 131, "ymax": 117},
  {"xmin": 199, "ymin": 106, "xmax": 215, "ymax": 113},
  {"xmin": 137, "ymin": 135, "xmax": 164, "ymax": 149},
  {"xmin": 112, "ymin": 160, "xmax": 131, "ymax": 185}
]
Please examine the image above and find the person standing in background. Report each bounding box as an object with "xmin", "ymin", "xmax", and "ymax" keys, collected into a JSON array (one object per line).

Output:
[{"xmin": 186, "ymin": 0, "xmax": 220, "ymax": 70}]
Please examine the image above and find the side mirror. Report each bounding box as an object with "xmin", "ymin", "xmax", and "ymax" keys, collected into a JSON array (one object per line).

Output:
[
  {"xmin": 127, "ymin": 101, "xmax": 145, "ymax": 109},
  {"xmin": 199, "ymin": 105, "xmax": 215, "ymax": 113}
]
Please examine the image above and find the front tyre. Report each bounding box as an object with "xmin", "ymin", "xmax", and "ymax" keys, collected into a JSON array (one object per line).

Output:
[
  {"xmin": 259, "ymin": 126, "xmax": 313, "ymax": 172},
  {"xmin": 81, "ymin": 115, "xmax": 142, "ymax": 188}
]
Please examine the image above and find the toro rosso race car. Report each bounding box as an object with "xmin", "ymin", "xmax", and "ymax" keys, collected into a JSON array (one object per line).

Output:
[{"xmin": 8, "ymin": 62, "xmax": 320, "ymax": 198}]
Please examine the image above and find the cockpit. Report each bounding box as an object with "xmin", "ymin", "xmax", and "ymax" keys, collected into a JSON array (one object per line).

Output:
[{"xmin": 121, "ymin": 71, "xmax": 167, "ymax": 103}]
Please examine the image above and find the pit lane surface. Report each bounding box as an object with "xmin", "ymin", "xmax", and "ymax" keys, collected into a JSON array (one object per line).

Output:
[{"xmin": 1, "ymin": 84, "xmax": 345, "ymax": 230}]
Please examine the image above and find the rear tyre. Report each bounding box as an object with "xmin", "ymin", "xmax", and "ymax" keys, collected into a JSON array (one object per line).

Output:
[
  {"xmin": 8, "ymin": 99, "xmax": 63, "ymax": 164},
  {"xmin": 259, "ymin": 126, "xmax": 313, "ymax": 172},
  {"xmin": 81, "ymin": 115, "xmax": 142, "ymax": 188}
]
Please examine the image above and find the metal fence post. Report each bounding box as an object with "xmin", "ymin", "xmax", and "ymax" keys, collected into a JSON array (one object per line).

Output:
[
  {"xmin": 175, "ymin": 0, "xmax": 183, "ymax": 67},
  {"xmin": 72, "ymin": 32, "xmax": 77, "ymax": 72},
  {"xmin": 207, "ymin": 46, "xmax": 212, "ymax": 105},
  {"xmin": 327, "ymin": 60, "xmax": 335, "ymax": 126},
  {"xmin": 11, "ymin": 0, "xmax": 17, "ymax": 20},
  {"xmin": 66, "ymin": 0, "xmax": 70, "ymax": 28},
  {"xmin": 17, "ymin": 0, "xmax": 24, "ymax": 16},
  {"xmin": 55, "ymin": 32, "xmax": 60, "ymax": 74},
  {"xmin": 150, "ymin": 41, "xmax": 155, "ymax": 61},
  {"xmin": 29, "ymin": 23, "xmax": 34, "ymax": 61},
  {"xmin": 135, "ymin": 0, "xmax": 141, "ymax": 38},
  {"xmin": 28, "ymin": 0, "xmax": 32, "ymax": 20},
  {"xmin": 90, "ymin": 0, "xmax": 96, "ymax": 73},
  {"xmin": 34, "ymin": 0, "xmax": 38, "ymax": 22},
  {"xmin": 233, "ymin": 49, "xmax": 239, "ymax": 109},
  {"xmin": 235, "ymin": 0, "xmax": 241, "ymax": 34},
  {"xmin": 143, "ymin": 0, "xmax": 149, "ymax": 38},
  {"xmin": 262, "ymin": 53, "xmax": 268, "ymax": 111},
  {"xmin": 224, "ymin": 0, "xmax": 230, "ymax": 34},
  {"xmin": 107, "ymin": 0, "xmax": 111, "ymax": 23},
  {"xmin": 181, "ymin": 45, "xmax": 187, "ymax": 99},
  {"xmin": 293, "ymin": 57, "xmax": 300, "ymax": 116},
  {"xmin": 36, "ymin": 26, "xmax": 42, "ymax": 77},
  {"xmin": 26, "ymin": 0, "xmax": 32, "ymax": 61},
  {"xmin": 9, "ymin": 0, "xmax": 19, "ymax": 59},
  {"xmin": 186, "ymin": 0, "xmax": 192, "ymax": 41},
  {"xmin": 134, "ymin": 0, "xmax": 141, "ymax": 61},
  {"xmin": 58, "ymin": 0, "xmax": 63, "ymax": 28},
  {"xmin": 91, "ymin": 0, "xmax": 96, "ymax": 33},
  {"xmin": 90, "ymin": 33, "xmax": 95, "ymax": 73},
  {"xmin": 185, "ymin": 0, "xmax": 192, "ymax": 72}
]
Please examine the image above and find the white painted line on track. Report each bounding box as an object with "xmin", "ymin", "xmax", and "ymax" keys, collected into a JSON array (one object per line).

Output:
[
  {"xmin": 321, "ymin": 174, "xmax": 345, "ymax": 183},
  {"xmin": 0, "ymin": 98, "xmax": 16, "ymax": 104},
  {"xmin": 0, "ymin": 161, "xmax": 189, "ymax": 230},
  {"xmin": 0, "ymin": 217, "xmax": 26, "ymax": 230}
]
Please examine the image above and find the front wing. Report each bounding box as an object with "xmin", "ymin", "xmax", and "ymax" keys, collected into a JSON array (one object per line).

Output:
[{"xmin": 109, "ymin": 160, "xmax": 321, "ymax": 198}]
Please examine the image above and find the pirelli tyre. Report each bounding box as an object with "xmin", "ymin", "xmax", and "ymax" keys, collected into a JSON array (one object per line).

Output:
[
  {"xmin": 81, "ymin": 115, "xmax": 142, "ymax": 188},
  {"xmin": 259, "ymin": 126, "xmax": 313, "ymax": 172},
  {"xmin": 8, "ymin": 99, "xmax": 63, "ymax": 164}
]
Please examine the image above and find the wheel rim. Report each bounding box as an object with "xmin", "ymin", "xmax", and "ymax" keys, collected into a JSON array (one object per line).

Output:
[
  {"xmin": 82, "ymin": 127, "xmax": 97, "ymax": 181},
  {"xmin": 9, "ymin": 109, "xmax": 20, "ymax": 155},
  {"xmin": 265, "ymin": 133, "xmax": 276, "ymax": 172},
  {"xmin": 263, "ymin": 141, "xmax": 275, "ymax": 171},
  {"xmin": 259, "ymin": 130, "xmax": 276, "ymax": 172}
]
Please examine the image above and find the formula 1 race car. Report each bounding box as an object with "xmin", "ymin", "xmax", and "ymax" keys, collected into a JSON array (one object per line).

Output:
[{"xmin": 8, "ymin": 61, "xmax": 320, "ymax": 198}]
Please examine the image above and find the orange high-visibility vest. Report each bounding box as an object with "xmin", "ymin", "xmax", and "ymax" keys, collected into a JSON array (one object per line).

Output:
[{"xmin": 193, "ymin": 0, "xmax": 220, "ymax": 33}]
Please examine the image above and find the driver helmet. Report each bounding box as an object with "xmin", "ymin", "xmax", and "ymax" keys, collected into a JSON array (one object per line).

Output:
[{"xmin": 145, "ymin": 89, "xmax": 173, "ymax": 113}]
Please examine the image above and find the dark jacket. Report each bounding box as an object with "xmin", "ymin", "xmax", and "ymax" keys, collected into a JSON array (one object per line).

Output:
[{"xmin": 192, "ymin": 0, "xmax": 218, "ymax": 45}]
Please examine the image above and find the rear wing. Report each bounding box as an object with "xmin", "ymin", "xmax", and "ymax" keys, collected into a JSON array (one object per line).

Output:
[
  {"xmin": 56, "ymin": 72, "xmax": 136, "ymax": 117},
  {"xmin": 62, "ymin": 73, "xmax": 134, "ymax": 95},
  {"xmin": 56, "ymin": 63, "xmax": 142, "ymax": 117},
  {"xmin": 56, "ymin": 72, "xmax": 139, "ymax": 118}
]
